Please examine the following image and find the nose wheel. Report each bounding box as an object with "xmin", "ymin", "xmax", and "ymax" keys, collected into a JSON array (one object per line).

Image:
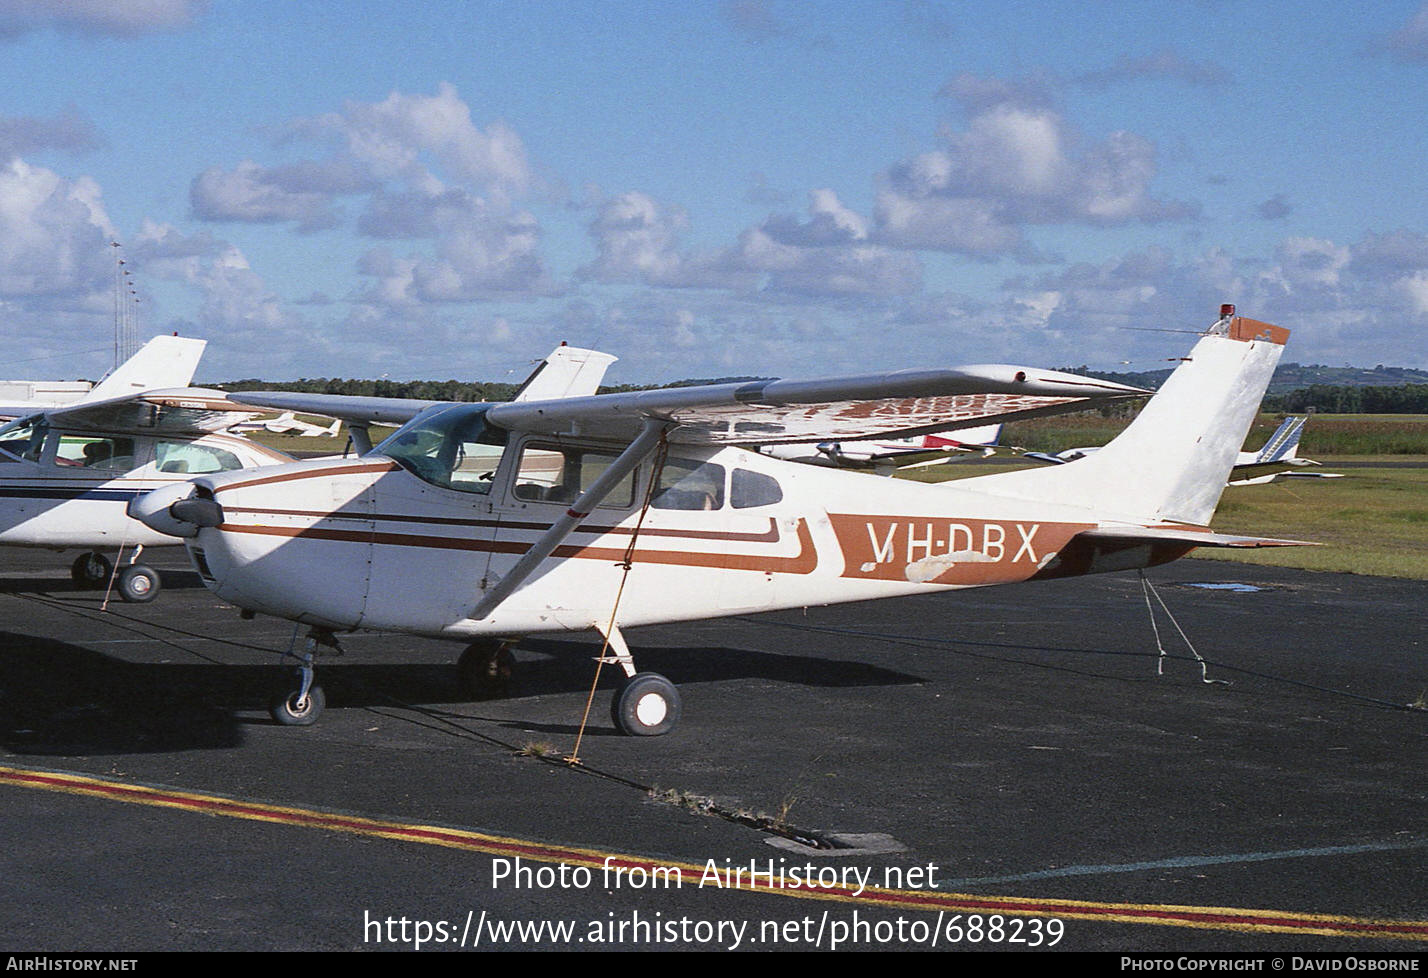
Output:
[
  {"xmin": 116, "ymin": 564, "xmax": 161, "ymax": 603},
  {"xmin": 268, "ymin": 629, "xmax": 341, "ymax": 726},
  {"xmin": 270, "ymin": 684, "xmax": 326, "ymax": 726}
]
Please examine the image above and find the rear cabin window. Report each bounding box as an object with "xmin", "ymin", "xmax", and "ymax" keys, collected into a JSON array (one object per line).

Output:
[{"xmin": 730, "ymin": 468, "xmax": 783, "ymax": 509}]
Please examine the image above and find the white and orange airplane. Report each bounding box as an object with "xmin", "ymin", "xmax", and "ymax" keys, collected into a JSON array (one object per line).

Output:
[{"xmin": 132, "ymin": 306, "xmax": 1306, "ymax": 732}]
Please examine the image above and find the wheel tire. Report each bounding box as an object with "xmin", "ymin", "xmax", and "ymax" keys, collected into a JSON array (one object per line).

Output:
[
  {"xmin": 70, "ymin": 552, "xmax": 112, "ymax": 587},
  {"xmin": 270, "ymin": 684, "xmax": 325, "ymax": 726},
  {"xmin": 458, "ymin": 640, "xmax": 515, "ymax": 700},
  {"xmin": 611, "ymin": 672, "xmax": 681, "ymax": 737},
  {"xmin": 116, "ymin": 564, "xmax": 161, "ymax": 603}
]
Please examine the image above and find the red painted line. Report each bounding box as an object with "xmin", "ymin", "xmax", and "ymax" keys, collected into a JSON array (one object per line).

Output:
[{"xmin": 4, "ymin": 764, "xmax": 1425, "ymax": 940}]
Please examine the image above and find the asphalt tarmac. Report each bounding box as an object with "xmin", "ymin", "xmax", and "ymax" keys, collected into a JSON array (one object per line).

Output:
[{"xmin": 1, "ymin": 547, "xmax": 1424, "ymax": 952}]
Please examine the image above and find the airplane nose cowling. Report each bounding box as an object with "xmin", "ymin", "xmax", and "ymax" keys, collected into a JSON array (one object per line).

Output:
[{"xmin": 127, "ymin": 482, "xmax": 224, "ymax": 538}]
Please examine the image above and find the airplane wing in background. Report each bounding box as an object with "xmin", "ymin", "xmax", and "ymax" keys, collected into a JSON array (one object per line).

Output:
[{"xmin": 0, "ymin": 388, "xmax": 262, "ymax": 437}]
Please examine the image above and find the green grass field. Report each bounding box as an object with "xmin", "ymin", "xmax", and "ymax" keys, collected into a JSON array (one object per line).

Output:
[{"xmin": 1199, "ymin": 465, "xmax": 1428, "ymax": 579}]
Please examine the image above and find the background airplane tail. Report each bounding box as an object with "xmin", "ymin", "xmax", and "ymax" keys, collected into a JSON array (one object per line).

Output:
[
  {"xmin": 87, "ymin": 335, "xmax": 206, "ymax": 400},
  {"xmin": 1255, "ymin": 415, "xmax": 1304, "ymax": 463},
  {"xmin": 969, "ymin": 314, "xmax": 1288, "ymax": 526}
]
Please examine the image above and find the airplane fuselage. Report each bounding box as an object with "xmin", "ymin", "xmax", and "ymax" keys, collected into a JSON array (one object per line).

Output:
[
  {"xmin": 0, "ymin": 426, "xmax": 290, "ymax": 550},
  {"xmin": 175, "ymin": 433, "xmax": 1192, "ymax": 640}
]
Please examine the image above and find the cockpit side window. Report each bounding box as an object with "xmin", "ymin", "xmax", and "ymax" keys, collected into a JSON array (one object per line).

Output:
[
  {"xmin": 376, "ymin": 404, "xmax": 508, "ymax": 494},
  {"xmin": 57, "ymin": 435, "xmax": 137, "ymax": 471},
  {"xmin": 512, "ymin": 443, "xmax": 636, "ymax": 508}
]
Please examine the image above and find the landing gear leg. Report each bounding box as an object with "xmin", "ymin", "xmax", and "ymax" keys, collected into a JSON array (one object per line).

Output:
[
  {"xmin": 269, "ymin": 629, "xmax": 341, "ymax": 726},
  {"xmin": 596, "ymin": 622, "xmax": 682, "ymax": 737}
]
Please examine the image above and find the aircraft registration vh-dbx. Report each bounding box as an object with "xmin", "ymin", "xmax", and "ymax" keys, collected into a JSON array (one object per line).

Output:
[{"xmin": 132, "ymin": 306, "xmax": 1309, "ymax": 735}]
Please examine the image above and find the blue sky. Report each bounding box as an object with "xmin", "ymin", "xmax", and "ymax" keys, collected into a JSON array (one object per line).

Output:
[{"xmin": 2, "ymin": 0, "xmax": 1427, "ymax": 386}]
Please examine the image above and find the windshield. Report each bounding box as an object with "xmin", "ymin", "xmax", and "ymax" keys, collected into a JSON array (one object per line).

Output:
[
  {"xmin": 0, "ymin": 415, "xmax": 49, "ymax": 463},
  {"xmin": 374, "ymin": 403, "xmax": 508, "ymax": 493}
]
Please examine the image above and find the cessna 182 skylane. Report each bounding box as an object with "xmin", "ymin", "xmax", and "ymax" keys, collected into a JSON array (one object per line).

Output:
[
  {"xmin": 0, "ymin": 341, "xmax": 615, "ymax": 603},
  {"xmin": 133, "ymin": 307, "xmax": 1305, "ymax": 732}
]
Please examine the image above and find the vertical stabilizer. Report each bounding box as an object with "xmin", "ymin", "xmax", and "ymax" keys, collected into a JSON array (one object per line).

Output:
[
  {"xmin": 968, "ymin": 314, "xmax": 1289, "ymax": 526},
  {"xmin": 87, "ymin": 335, "xmax": 207, "ymax": 400},
  {"xmin": 1253, "ymin": 416, "xmax": 1305, "ymax": 463}
]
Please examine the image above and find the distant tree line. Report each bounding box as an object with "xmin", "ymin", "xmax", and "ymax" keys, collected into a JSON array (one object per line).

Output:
[
  {"xmin": 218, "ymin": 378, "xmax": 522, "ymax": 402},
  {"xmin": 216, "ymin": 375, "xmax": 772, "ymax": 402},
  {"xmin": 1263, "ymin": 384, "xmax": 1428, "ymax": 414}
]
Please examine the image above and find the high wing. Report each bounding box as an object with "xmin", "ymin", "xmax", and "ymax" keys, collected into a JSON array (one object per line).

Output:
[
  {"xmin": 235, "ymin": 363, "xmax": 1147, "ymax": 447},
  {"xmin": 483, "ymin": 364, "xmax": 1148, "ymax": 445},
  {"xmin": 0, "ymin": 387, "xmax": 260, "ymax": 437}
]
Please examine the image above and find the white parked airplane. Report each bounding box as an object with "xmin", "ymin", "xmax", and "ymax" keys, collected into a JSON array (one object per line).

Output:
[
  {"xmin": 0, "ymin": 342, "xmax": 618, "ymax": 603},
  {"xmin": 1225, "ymin": 416, "xmax": 1341, "ymax": 485},
  {"xmin": 762, "ymin": 423, "xmax": 1004, "ymax": 472},
  {"xmin": 133, "ymin": 308, "xmax": 1306, "ymax": 732},
  {"xmin": 0, "ymin": 385, "xmax": 290, "ymax": 601},
  {"xmin": 229, "ymin": 412, "xmax": 343, "ymax": 438}
]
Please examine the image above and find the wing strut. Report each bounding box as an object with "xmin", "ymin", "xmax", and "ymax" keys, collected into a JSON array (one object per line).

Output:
[{"xmin": 469, "ymin": 418, "xmax": 673, "ymax": 620}]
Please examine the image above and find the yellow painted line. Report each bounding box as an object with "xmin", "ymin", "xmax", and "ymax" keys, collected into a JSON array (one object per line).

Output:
[{"xmin": 4, "ymin": 763, "xmax": 1425, "ymax": 941}]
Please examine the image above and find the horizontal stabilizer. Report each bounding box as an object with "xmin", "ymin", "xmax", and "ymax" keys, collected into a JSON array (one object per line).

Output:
[{"xmin": 1078, "ymin": 526, "xmax": 1318, "ymax": 549}]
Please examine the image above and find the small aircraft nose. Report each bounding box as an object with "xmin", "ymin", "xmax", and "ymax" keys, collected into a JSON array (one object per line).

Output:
[{"xmin": 127, "ymin": 483, "xmax": 224, "ymax": 538}]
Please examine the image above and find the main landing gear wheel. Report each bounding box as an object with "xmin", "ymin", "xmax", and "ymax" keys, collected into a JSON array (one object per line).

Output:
[
  {"xmin": 611, "ymin": 672, "xmax": 681, "ymax": 737},
  {"xmin": 70, "ymin": 552, "xmax": 112, "ymax": 588},
  {"xmin": 269, "ymin": 684, "xmax": 326, "ymax": 726},
  {"xmin": 458, "ymin": 640, "xmax": 515, "ymax": 700},
  {"xmin": 116, "ymin": 564, "xmax": 161, "ymax": 603}
]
